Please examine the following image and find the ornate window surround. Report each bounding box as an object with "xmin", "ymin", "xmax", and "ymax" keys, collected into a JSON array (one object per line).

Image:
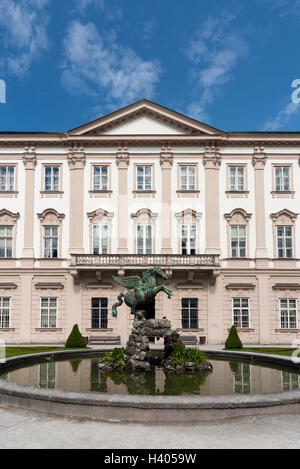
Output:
[
  {"xmin": 176, "ymin": 163, "xmax": 200, "ymax": 198},
  {"xmin": 175, "ymin": 209, "xmax": 202, "ymax": 254},
  {"xmin": 37, "ymin": 209, "xmax": 65, "ymax": 259},
  {"xmin": 0, "ymin": 163, "xmax": 18, "ymax": 198},
  {"xmin": 225, "ymin": 163, "xmax": 249, "ymax": 198},
  {"xmin": 271, "ymin": 163, "xmax": 295, "ymax": 199},
  {"xmin": 224, "ymin": 208, "xmax": 252, "ymax": 258},
  {"xmin": 131, "ymin": 208, "xmax": 158, "ymax": 254},
  {"xmin": 270, "ymin": 209, "xmax": 298, "ymax": 259},
  {"xmin": 40, "ymin": 163, "xmax": 64, "ymax": 198},
  {"xmin": 87, "ymin": 209, "xmax": 114, "ymax": 254},
  {"xmin": 0, "ymin": 209, "xmax": 20, "ymax": 258},
  {"xmin": 89, "ymin": 162, "xmax": 113, "ymax": 198},
  {"xmin": 132, "ymin": 163, "xmax": 156, "ymax": 198}
]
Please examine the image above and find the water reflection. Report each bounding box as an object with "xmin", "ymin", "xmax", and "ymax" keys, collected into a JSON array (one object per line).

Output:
[{"xmin": 1, "ymin": 357, "xmax": 300, "ymax": 396}]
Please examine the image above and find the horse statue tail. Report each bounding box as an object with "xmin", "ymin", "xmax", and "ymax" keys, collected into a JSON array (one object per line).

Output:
[{"xmin": 112, "ymin": 293, "xmax": 124, "ymax": 317}]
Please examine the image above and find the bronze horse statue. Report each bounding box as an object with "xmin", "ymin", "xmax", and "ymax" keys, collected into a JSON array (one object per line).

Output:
[{"xmin": 112, "ymin": 266, "xmax": 173, "ymax": 320}]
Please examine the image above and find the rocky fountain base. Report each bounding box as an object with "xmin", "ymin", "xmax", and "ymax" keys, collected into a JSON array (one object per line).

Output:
[{"xmin": 98, "ymin": 319, "xmax": 213, "ymax": 374}]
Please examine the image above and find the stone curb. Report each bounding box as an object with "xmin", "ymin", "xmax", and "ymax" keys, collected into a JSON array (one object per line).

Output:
[{"xmin": 0, "ymin": 349, "xmax": 300, "ymax": 422}]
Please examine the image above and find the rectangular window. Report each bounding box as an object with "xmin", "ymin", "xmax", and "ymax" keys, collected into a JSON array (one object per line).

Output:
[
  {"xmin": 0, "ymin": 297, "xmax": 10, "ymax": 328},
  {"xmin": 43, "ymin": 226, "xmax": 58, "ymax": 258},
  {"xmin": 39, "ymin": 362, "xmax": 56, "ymax": 389},
  {"xmin": 40, "ymin": 297, "xmax": 57, "ymax": 328},
  {"xmin": 137, "ymin": 166, "xmax": 152, "ymax": 191},
  {"xmin": 137, "ymin": 225, "xmax": 152, "ymax": 254},
  {"xmin": 93, "ymin": 166, "xmax": 108, "ymax": 191},
  {"xmin": 0, "ymin": 166, "xmax": 15, "ymax": 191},
  {"xmin": 233, "ymin": 298, "xmax": 250, "ymax": 328},
  {"xmin": 231, "ymin": 226, "xmax": 246, "ymax": 258},
  {"xmin": 91, "ymin": 298, "xmax": 108, "ymax": 329},
  {"xmin": 275, "ymin": 166, "xmax": 291, "ymax": 191},
  {"xmin": 282, "ymin": 371, "xmax": 299, "ymax": 391},
  {"xmin": 280, "ymin": 299, "xmax": 297, "ymax": 329},
  {"xmin": 181, "ymin": 225, "xmax": 196, "ymax": 255},
  {"xmin": 93, "ymin": 225, "xmax": 108, "ymax": 255},
  {"xmin": 277, "ymin": 226, "xmax": 293, "ymax": 258},
  {"xmin": 180, "ymin": 166, "xmax": 196, "ymax": 190},
  {"xmin": 233, "ymin": 363, "xmax": 251, "ymax": 394},
  {"xmin": 181, "ymin": 298, "xmax": 198, "ymax": 329},
  {"xmin": 44, "ymin": 166, "xmax": 60, "ymax": 191},
  {"xmin": 229, "ymin": 166, "xmax": 245, "ymax": 191},
  {"xmin": 0, "ymin": 226, "xmax": 13, "ymax": 258}
]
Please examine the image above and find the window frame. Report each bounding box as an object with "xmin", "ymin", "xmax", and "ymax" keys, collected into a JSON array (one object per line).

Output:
[
  {"xmin": 230, "ymin": 225, "xmax": 247, "ymax": 258},
  {"xmin": 181, "ymin": 224, "xmax": 197, "ymax": 255},
  {"xmin": 232, "ymin": 297, "xmax": 250, "ymax": 329},
  {"xmin": 229, "ymin": 165, "xmax": 246, "ymax": 191},
  {"xmin": 0, "ymin": 297, "xmax": 11, "ymax": 329},
  {"xmin": 181, "ymin": 298, "xmax": 199, "ymax": 330},
  {"xmin": 92, "ymin": 224, "xmax": 109, "ymax": 255},
  {"xmin": 93, "ymin": 165, "xmax": 109, "ymax": 191},
  {"xmin": 43, "ymin": 225, "xmax": 59, "ymax": 259},
  {"xmin": 0, "ymin": 225, "xmax": 13, "ymax": 258},
  {"xmin": 279, "ymin": 298, "xmax": 298, "ymax": 329},
  {"xmin": 40, "ymin": 297, "xmax": 58, "ymax": 329},
  {"xmin": 0, "ymin": 165, "xmax": 15, "ymax": 192},
  {"xmin": 91, "ymin": 297, "xmax": 108, "ymax": 329},
  {"xmin": 136, "ymin": 165, "xmax": 153, "ymax": 191},
  {"xmin": 136, "ymin": 224, "xmax": 153, "ymax": 255},
  {"xmin": 276, "ymin": 225, "xmax": 293, "ymax": 259},
  {"xmin": 44, "ymin": 165, "xmax": 60, "ymax": 192}
]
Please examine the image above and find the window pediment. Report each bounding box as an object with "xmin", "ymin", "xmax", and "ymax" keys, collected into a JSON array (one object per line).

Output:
[
  {"xmin": 270, "ymin": 209, "xmax": 298, "ymax": 225},
  {"xmin": 0, "ymin": 209, "xmax": 20, "ymax": 224},
  {"xmin": 224, "ymin": 209, "xmax": 252, "ymax": 225},
  {"xmin": 38, "ymin": 209, "xmax": 65, "ymax": 224}
]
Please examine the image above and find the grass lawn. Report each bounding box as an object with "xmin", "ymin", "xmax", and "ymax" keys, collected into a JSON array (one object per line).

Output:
[
  {"xmin": 2, "ymin": 347, "xmax": 88, "ymax": 358},
  {"xmin": 226, "ymin": 347, "xmax": 300, "ymax": 357}
]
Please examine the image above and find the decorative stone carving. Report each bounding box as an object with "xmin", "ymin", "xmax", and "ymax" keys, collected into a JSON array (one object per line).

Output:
[
  {"xmin": 224, "ymin": 208, "xmax": 252, "ymax": 225},
  {"xmin": 0, "ymin": 209, "xmax": 20, "ymax": 224},
  {"xmin": 270, "ymin": 209, "xmax": 298, "ymax": 224},
  {"xmin": 160, "ymin": 146, "xmax": 173, "ymax": 168},
  {"xmin": 202, "ymin": 143, "xmax": 222, "ymax": 169},
  {"xmin": 23, "ymin": 146, "xmax": 37, "ymax": 169},
  {"xmin": 67, "ymin": 144, "xmax": 86, "ymax": 169},
  {"xmin": 37, "ymin": 208, "xmax": 65, "ymax": 223},
  {"xmin": 116, "ymin": 147, "xmax": 130, "ymax": 168},
  {"xmin": 252, "ymin": 146, "xmax": 267, "ymax": 169}
]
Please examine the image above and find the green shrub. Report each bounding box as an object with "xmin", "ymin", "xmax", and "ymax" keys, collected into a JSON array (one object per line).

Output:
[
  {"xmin": 169, "ymin": 345, "xmax": 208, "ymax": 367},
  {"xmin": 102, "ymin": 348, "xmax": 129, "ymax": 368},
  {"xmin": 65, "ymin": 324, "xmax": 87, "ymax": 348},
  {"xmin": 225, "ymin": 325, "xmax": 243, "ymax": 349}
]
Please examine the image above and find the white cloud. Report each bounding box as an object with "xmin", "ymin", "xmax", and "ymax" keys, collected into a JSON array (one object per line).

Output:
[
  {"xmin": 0, "ymin": 0, "xmax": 49, "ymax": 76},
  {"xmin": 74, "ymin": 0, "xmax": 105, "ymax": 13},
  {"xmin": 61, "ymin": 21, "xmax": 162, "ymax": 110},
  {"xmin": 263, "ymin": 101, "xmax": 300, "ymax": 131},
  {"xmin": 184, "ymin": 13, "xmax": 248, "ymax": 120}
]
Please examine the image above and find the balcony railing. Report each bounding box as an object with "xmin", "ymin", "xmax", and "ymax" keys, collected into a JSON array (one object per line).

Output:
[{"xmin": 70, "ymin": 254, "xmax": 220, "ymax": 268}]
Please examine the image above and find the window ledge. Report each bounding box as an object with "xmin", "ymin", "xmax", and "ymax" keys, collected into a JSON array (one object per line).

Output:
[
  {"xmin": 40, "ymin": 191, "xmax": 64, "ymax": 194},
  {"xmin": 89, "ymin": 190, "xmax": 113, "ymax": 198},
  {"xmin": 236, "ymin": 328, "xmax": 254, "ymax": 332},
  {"xmin": 271, "ymin": 191, "xmax": 295, "ymax": 198},
  {"xmin": 35, "ymin": 328, "xmax": 62, "ymax": 332},
  {"xmin": 177, "ymin": 328, "xmax": 204, "ymax": 332},
  {"xmin": 132, "ymin": 190, "xmax": 156, "ymax": 193},
  {"xmin": 0, "ymin": 328, "xmax": 15, "ymax": 332},
  {"xmin": 275, "ymin": 329, "xmax": 300, "ymax": 333},
  {"xmin": 226, "ymin": 190, "xmax": 249, "ymax": 195},
  {"xmin": 0, "ymin": 191, "xmax": 18, "ymax": 197},
  {"xmin": 86, "ymin": 328, "xmax": 113, "ymax": 332}
]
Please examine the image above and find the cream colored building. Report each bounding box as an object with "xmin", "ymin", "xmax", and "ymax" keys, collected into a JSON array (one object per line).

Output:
[{"xmin": 1, "ymin": 99, "xmax": 300, "ymax": 346}]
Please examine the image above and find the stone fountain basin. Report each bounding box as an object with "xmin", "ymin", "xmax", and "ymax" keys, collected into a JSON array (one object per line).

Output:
[{"xmin": 0, "ymin": 349, "xmax": 300, "ymax": 423}]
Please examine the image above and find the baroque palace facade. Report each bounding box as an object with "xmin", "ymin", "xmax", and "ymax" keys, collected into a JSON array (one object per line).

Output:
[{"xmin": 0, "ymin": 99, "xmax": 300, "ymax": 345}]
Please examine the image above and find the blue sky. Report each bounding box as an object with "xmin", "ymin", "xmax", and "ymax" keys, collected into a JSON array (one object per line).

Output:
[{"xmin": 0, "ymin": 0, "xmax": 300, "ymax": 132}]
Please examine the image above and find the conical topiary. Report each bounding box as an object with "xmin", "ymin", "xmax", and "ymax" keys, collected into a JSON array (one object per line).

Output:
[
  {"xmin": 65, "ymin": 324, "xmax": 87, "ymax": 348},
  {"xmin": 225, "ymin": 325, "xmax": 243, "ymax": 349}
]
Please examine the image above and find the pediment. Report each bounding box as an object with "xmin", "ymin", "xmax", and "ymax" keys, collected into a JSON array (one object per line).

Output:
[{"xmin": 68, "ymin": 99, "xmax": 224, "ymax": 137}]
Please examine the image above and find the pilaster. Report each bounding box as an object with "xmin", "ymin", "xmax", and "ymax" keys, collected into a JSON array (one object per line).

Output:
[
  {"xmin": 203, "ymin": 143, "xmax": 222, "ymax": 255},
  {"xmin": 116, "ymin": 147, "xmax": 130, "ymax": 254},
  {"xmin": 252, "ymin": 145, "xmax": 268, "ymax": 259},
  {"xmin": 160, "ymin": 146, "xmax": 173, "ymax": 254},
  {"xmin": 68, "ymin": 144, "xmax": 86, "ymax": 255},
  {"xmin": 22, "ymin": 146, "xmax": 37, "ymax": 258}
]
